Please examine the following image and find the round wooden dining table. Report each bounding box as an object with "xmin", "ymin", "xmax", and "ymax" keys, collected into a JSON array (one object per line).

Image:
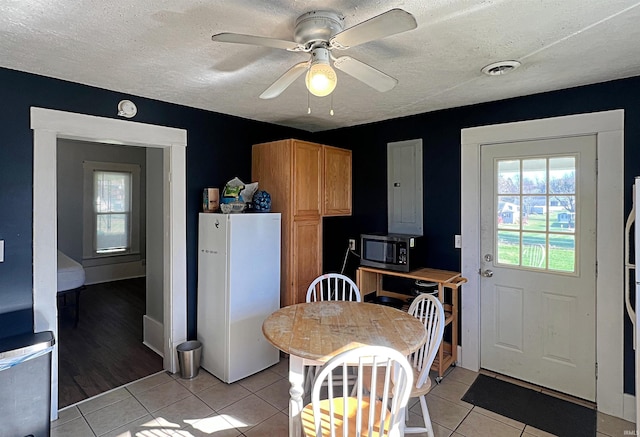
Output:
[{"xmin": 262, "ymin": 300, "xmax": 428, "ymax": 437}]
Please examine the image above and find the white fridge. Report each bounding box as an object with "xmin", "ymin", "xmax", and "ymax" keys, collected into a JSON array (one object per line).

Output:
[{"xmin": 197, "ymin": 212, "xmax": 281, "ymax": 383}]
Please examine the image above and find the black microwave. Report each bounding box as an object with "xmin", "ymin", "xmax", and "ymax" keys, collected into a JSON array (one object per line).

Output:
[{"xmin": 360, "ymin": 233, "xmax": 420, "ymax": 272}]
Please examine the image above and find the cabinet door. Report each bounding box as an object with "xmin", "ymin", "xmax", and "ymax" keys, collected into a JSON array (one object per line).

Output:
[
  {"xmin": 293, "ymin": 141, "xmax": 322, "ymax": 217},
  {"xmin": 323, "ymin": 146, "xmax": 352, "ymax": 216},
  {"xmin": 292, "ymin": 218, "xmax": 322, "ymax": 305}
]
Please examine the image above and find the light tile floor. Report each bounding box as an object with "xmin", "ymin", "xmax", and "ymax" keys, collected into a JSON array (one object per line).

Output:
[{"xmin": 52, "ymin": 358, "xmax": 636, "ymax": 436}]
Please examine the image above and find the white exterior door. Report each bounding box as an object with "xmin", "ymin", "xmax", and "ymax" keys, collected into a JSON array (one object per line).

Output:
[{"xmin": 479, "ymin": 135, "xmax": 597, "ymax": 401}]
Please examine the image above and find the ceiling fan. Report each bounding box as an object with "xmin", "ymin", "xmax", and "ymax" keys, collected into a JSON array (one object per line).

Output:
[{"xmin": 211, "ymin": 9, "xmax": 417, "ymax": 99}]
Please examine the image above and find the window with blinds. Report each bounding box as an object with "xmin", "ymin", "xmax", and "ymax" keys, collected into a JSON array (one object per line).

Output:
[
  {"xmin": 94, "ymin": 170, "xmax": 132, "ymax": 254},
  {"xmin": 83, "ymin": 161, "xmax": 140, "ymax": 259}
]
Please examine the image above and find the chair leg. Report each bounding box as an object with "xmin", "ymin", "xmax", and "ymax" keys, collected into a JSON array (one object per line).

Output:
[
  {"xmin": 419, "ymin": 394, "xmax": 434, "ymax": 437},
  {"xmin": 304, "ymin": 365, "xmax": 315, "ymax": 395},
  {"xmin": 404, "ymin": 399, "xmax": 409, "ymax": 424},
  {"xmin": 404, "ymin": 395, "xmax": 434, "ymax": 437}
]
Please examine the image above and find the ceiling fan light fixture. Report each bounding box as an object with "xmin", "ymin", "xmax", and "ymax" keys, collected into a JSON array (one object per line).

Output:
[
  {"xmin": 305, "ymin": 48, "xmax": 337, "ymax": 97},
  {"xmin": 211, "ymin": 8, "xmax": 416, "ymax": 99}
]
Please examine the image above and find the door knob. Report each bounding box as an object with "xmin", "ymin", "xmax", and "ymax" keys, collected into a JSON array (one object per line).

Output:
[{"xmin": 479, "ymin": 269, "xmax": 494, "ymax": 277}]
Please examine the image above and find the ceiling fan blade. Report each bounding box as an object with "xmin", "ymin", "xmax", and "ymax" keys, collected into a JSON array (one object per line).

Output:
[
  {"xmin": 330, "ymin": 9, "xmax": 417, "ymax": 49},
  {"xmin": 212, "ymin": 32, "xmax": 302, "ymax": 51},
  {"xmin": 259, "ymin": 62, "xmax": 309, "ymax": 99},
  {"xmin": 333, "ymin": 56, "xmax": 397, "ymax": 92}
]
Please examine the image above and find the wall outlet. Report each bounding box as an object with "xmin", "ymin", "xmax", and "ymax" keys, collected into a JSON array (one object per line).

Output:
[
  {"xmin": 348, "ymin": 239, "xmax": 356, "ymax": 251},
  {"xmin": 454, "ymin": 234, "xmax": 462, "ymax": 249}
]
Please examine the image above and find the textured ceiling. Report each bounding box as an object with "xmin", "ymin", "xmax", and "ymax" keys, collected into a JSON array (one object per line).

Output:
[{"xmin": 2, "ymin": 1, "xmax": 640, "ymax": 132}]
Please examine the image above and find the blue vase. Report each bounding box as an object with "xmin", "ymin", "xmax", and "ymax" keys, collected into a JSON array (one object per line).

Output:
[{"xmin": 252, "ymin": 190, "xmax": 272, "ymax": 212}]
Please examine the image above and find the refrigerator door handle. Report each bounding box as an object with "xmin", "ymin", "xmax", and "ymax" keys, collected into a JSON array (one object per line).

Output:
[{"xmin": 625, "ymin": 193, "xmax": 636, "ymax": 349}]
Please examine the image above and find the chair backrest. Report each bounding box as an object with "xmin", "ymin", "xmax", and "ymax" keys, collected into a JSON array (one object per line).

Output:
[
  {"xmin": 304, "ymin": 345, "xmax": 413, "ymax": 437},
  {"xmin": 407, "ymin": 293, "xmax": 445, "ymax": 389},
  {"xmin": 306, "ymin": 273, "xmax": 362, "ymax": 302}
]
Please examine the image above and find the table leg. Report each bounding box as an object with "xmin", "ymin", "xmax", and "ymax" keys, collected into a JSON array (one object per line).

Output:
[{"xmin": 289, "ymin": 355, "xmax": 304, "ymax": 437}]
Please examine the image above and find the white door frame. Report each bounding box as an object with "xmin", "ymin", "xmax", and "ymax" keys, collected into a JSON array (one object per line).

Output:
[
  {"xmin": 461, "ymin": 110, "xmax": 626, "ymax": 418},
  {"xmin": 31, "ymin": 107, "xmax": 188, "ymax": 419}
]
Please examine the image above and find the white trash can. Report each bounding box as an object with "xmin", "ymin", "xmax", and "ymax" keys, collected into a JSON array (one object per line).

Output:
[{"xmin": 177, "ymin": 340, "xmax": 202, "ymax": 379}]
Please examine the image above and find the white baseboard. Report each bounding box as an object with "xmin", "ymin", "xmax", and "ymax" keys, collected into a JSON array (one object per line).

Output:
[
  {"xmin": 143, "ymin": 315, "xmax": 164, "ymax": 357},
  {"xmin": 457, "ymin": 345, "xmax": 479, "ymax": 371},
  {"xmin": 623, "ymin": 393, "xmax": 636, "ymax": 423},
  {"xmin": 84, "ymin": 261, "xmax": 145, "ymax": 285}
]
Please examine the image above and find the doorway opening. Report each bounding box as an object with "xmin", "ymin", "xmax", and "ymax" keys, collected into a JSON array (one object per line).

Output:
[
  {"xmin": 31, "ymin": 107, "xmax": 187, "ymax": 419},
  {"xmin": 55, "ymin": 139, "xmax": 164, "ymax": 407}
]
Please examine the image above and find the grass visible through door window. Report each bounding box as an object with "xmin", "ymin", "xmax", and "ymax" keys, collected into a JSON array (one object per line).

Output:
[{"xmin": 497, "ymin": 210, "xmax": 575, "ymax": 272}]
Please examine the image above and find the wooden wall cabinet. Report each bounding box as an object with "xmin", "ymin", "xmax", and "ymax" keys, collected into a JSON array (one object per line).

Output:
[
  {"xmin": 323, "ymin": 145, "xmax": 352, "ymax": 216},
  {"xmin": 292, "ymin": 141, "xmax": 323, "ymax": 217},
  {"xmin": 252, "ymin": 139, "xmax": 352, "ymax": 307}
]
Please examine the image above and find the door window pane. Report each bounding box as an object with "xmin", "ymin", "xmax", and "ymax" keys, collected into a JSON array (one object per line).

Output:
[
  {"xmin": 522, "ymin": 159, "xmax": 546, "ymax": 194},
  {"xmin": 549, "ymin": 236, "xmax": 576, "ymax": 272},
  {"xmin": 522, "ymin": 196, "xmax": 547, "ymax": 232},
  {"xmin": 498, "ymin": 196, "xmax": 520, "ymax": 230},
  {"xmin": 522, "ymin": 234, "xmax": 547, "ymax": 269},
  {"xmin": 497, "ymin": 231, "xmax": 520, "ymax": 265},
  {"xmin": 495, "ymin": 155, "xmax": 576, "ymax": 273},
  {"xmin": 551, "ymin": 196, "xmax": 576, "ymax": 234},
  {"xmin": 497, "ymin": 160, "xmax": 520, "ymax": 194}
]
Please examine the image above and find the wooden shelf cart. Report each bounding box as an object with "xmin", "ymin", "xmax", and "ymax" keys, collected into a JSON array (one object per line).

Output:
[{"xmin": 356, "ymin": 266, "xmax": 467, "ymax": 381}]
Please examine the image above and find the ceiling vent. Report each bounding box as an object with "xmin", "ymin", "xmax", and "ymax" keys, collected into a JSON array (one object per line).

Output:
[{"xmin": 481, "ymin": 60, "xmax": 521, "ymax": 76}]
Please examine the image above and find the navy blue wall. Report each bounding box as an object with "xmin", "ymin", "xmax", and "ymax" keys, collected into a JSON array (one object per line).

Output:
[
  {"xmin": 315, "ymin": 76, "xmax": 640, "ymax": 394},
  {"xmin": 2, "ymin": 65, "xmax": 640, "ymax": 394},
  {"xmin": 0, "ymin": 67, "xmax": 310, "ymax": 339}
]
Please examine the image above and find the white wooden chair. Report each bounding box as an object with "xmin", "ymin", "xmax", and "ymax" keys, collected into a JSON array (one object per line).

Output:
[
  {"xmin": 305, "ymin": 273, "xmax": 362, "ymax": 393},
  {"xmin": 306, "ymin": 273, "xmax": 362, "ymax": 302},
  {"xmin": 301, "ymin": 345, "xmax": 413, "ymax": 437},
  {"xmin": 364, "ymin": 294, "xmax": 445, "ymax": 436},
  {"xmin": 404, "ymin": 293, "xmax": 445, "ymax": 436}
]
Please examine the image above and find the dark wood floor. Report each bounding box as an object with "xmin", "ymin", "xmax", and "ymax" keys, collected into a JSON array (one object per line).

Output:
[{"xmin": 58, "ymin": 277, "xmax": 163, "ymax": 408}]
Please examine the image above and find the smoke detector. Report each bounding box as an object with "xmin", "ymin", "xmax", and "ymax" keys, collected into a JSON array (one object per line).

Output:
[{"xmin": 481, "ymin": 60, "xmax": 521, "ymax": 76}]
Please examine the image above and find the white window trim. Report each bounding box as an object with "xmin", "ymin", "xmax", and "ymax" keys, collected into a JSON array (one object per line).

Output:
[{"xmin": 82, "ymin": 161, "xmax": 141, "ymax": 261}]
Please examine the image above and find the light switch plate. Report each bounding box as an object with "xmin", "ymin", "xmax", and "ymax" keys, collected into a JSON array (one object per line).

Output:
[
  {"xmin": 0, "ymin": 240, "xmax": 4, "ymax": 262},
  {"xmin": 454, "ymin": 234, "xmax": 462, "ymax": 249}
]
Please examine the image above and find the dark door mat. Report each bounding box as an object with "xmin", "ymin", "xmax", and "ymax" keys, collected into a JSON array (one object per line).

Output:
[{"xmin": 461, "ymin": 374, "xmax": 596, "ymax": 437}]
